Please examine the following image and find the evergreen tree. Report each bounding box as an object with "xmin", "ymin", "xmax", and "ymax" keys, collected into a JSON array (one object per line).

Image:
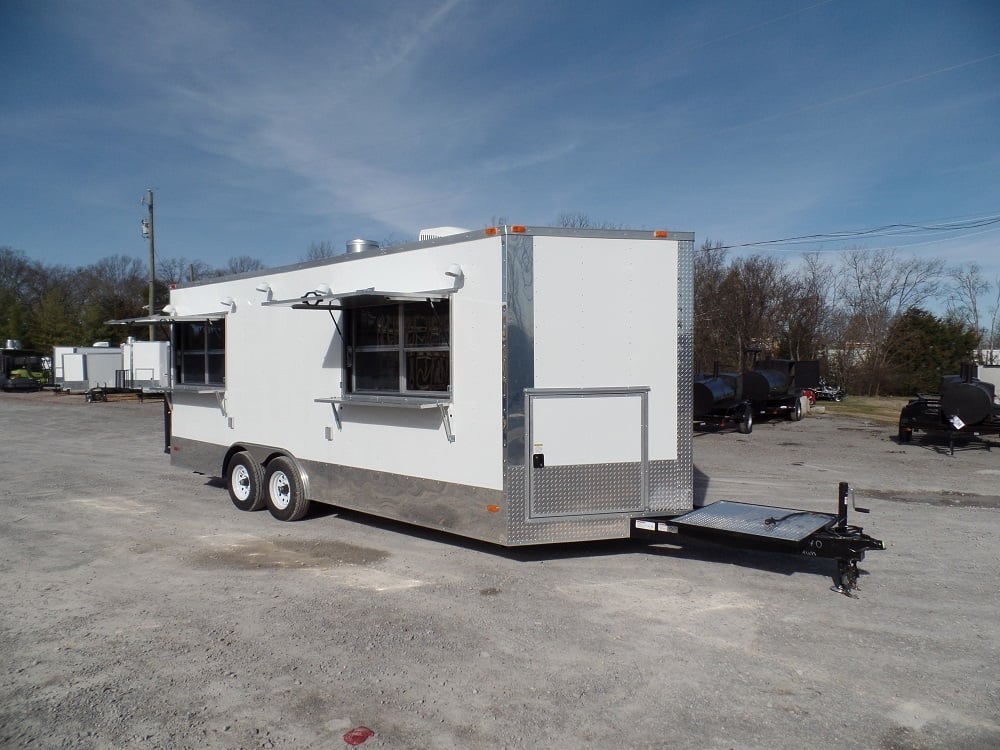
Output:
[{"xmin": 884, "ymin": 308, "xmax": 979, "ymax": 395}]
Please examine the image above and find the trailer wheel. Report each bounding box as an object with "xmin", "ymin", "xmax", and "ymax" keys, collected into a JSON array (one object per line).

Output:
[
  {"xmin": 264, "ymin": 457, "xmax": 310, "ymax": 522},
  {"xmin": 737, "ymin": 405, "xmax": 753, "ymax": 434},
  {"xmin": 227, "ymin": 451, "xmax": 265, "ymax": 511},
  {"xmin": 788, "ymin": 397, "xmax": 803, "ymax": 422}
]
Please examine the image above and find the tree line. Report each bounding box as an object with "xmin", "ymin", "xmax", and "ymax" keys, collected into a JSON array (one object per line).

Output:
[
  {"xmin": 695, "ymin": 240, "xmax": 998, "ymax": 396},
  {"xmin": 0, "ymin": 247, "xmax": 267, "ymax": 353},
  {"xmin": 3, "ymin": 231, "xmax": 997, "ymax": 398},
  {"xmin": 0, "ymin": 213, "xmax": 610, "ymax": 352}
]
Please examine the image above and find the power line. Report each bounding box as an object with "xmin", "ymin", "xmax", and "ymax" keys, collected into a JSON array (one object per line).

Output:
[{"xmin": 714, "ymin": 213, "xmax": 1000, "ymax": 252}]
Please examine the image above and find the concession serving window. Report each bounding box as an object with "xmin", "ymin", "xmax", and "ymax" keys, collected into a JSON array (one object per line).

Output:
[{"xmin": 265, "ymin": 288, "xmax": 454, "ymax": 399}]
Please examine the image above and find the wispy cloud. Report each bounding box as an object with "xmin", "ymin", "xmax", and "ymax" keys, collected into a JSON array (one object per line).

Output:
[{"xmin": 3, "ymin": 0, "xmax": 996, "ymax": 272}]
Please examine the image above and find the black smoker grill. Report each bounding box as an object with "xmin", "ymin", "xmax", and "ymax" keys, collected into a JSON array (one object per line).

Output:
[
  {"xmin": 693, "ymin": 367, "xmax": 753, "ymax": 433},
  {"xmin": 743, "ymin": 358, "xmax": 805, "ymax": 422},
  {"xmin": 898, "ymin": 364, "xmax": 1000, "ymax": 454}
]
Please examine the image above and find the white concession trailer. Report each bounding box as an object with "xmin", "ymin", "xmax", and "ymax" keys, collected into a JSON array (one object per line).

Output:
[
  {"xmin": 57, "ymin": 346, "xmax": 123, "ymax": 392},
  {"xmin": 158, "ymin": 224, "xmax": 884, "ymax": 592},
  {"xmin": 164, "ymin": 226, "xmax": 694, "ymax": 545}
]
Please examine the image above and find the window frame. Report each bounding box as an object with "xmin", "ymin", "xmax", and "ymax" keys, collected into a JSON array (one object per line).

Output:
[
  {"xmin": 173, "ymin": 318, "xmax": 226, "ymax": 388},
  {"xmin": 345, "ymin": 299, "xmax": 451, "ymax": 398}
]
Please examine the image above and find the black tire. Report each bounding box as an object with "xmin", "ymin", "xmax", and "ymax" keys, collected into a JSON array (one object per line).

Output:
[
  {"xmin": 737, "ymin": 405, "xmax": 753, "ymax": 434},
  {"xmin": 264, "ymin": 456, "xmax": 310, "ymax": 521},
  {"xmin": 788, "ymin": 397, "xmax": 803, "ymax": 422},
  {"xmin": 898, "ymin": 423, "xmax": 912, "ymax": 443},
  {"xmin": 227, "ymin": 451, "xmax": 265, "ymax": 511}
]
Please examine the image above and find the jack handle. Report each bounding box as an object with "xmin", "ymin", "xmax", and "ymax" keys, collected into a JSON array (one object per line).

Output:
[{"xmin": 837, "ymin": 481, "xmax": 870, "ymax": 533}]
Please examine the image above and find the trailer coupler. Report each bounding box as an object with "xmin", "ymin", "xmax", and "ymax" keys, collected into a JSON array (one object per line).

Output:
[
  {"xmin": 632, "ymin": 481, "xmax": 885, "ymax": 596},
  {"xmin": 806, "ymin": 481, "xmax": 886, "ymax": 596}
]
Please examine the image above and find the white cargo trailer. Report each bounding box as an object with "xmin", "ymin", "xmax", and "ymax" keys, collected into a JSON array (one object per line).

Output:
[
  {"xmin": 121, "ymin": 339, "xmax": 170, "ymax": 392},
  {"xmin": 53, "ymin": 345, "xmax": 115, "ymax": 390},
  {"xmin": 60, "ymin": 348, "xmax": 123, "ymax": 392},
  {"xmin": 162, "ymin": 226, "xmax": 695, "ymax": 545}
]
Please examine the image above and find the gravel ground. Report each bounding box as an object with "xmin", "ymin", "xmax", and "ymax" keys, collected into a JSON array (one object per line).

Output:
[{"xmin": 1, "ymin": 391, "xmax": 998, "ymax": 749}]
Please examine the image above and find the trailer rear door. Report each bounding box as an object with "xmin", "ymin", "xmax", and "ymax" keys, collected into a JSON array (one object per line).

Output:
[{"xmin": 525, "ymin": 387, "xmax": 648, "ymax": 518}]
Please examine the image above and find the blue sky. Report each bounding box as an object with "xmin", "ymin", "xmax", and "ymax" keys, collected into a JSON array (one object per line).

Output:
[{"xmin": 2, "ymin": 0, "xmax": 998, "ymax": 282}]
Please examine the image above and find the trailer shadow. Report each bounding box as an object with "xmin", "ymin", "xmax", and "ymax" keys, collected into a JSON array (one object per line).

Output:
[
  {"xmin": 634, "ymin": 536, "xmax": 853, "ymax": 589},
  {"xmin": 897, "ymin": 433, "xmax": 996, "ymax": 454},
  {"xmin": 304, "ymin": 504, "xmax": 849, "ymax": 589},
  {"xmin": 202, "ymin": 466, "xmax": 851, "ymax": 588}
]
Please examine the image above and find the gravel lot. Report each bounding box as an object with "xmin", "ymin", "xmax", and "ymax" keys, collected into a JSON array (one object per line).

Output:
[{"xmin": 1, "ymin": 391, "xmax": 998, "ymax": 749}]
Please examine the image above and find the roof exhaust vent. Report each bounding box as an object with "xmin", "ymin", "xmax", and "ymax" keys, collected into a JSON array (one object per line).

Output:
[{"xmin": 346, "ymin": 238, "xmax": 379, "ymax": 255}]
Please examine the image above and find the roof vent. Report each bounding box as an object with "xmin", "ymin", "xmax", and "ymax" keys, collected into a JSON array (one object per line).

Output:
[
  {"xmin": 419, "ymin": 226, "xmax": 470, "ymax": 241},
  {"xmin": 346, "ymin": 238, "xmax": 379, "ymax": 254}
]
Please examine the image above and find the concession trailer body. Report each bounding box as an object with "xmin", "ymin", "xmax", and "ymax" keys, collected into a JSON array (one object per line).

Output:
[
  {"xmin": 156, "ymin": 225, "xmax": 882, "ymax": 593},
  {"xmin": 164, "ymin": 226, "xmax": 695, "ymax": 546}
]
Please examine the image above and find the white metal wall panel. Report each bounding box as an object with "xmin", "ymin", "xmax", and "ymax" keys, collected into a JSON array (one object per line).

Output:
[
  {"xmin": 530, "ymin": 394, "xmax": 641, "ymax": 466},
  {"xmin": 53, "ymin": 346, "xmax": 76, "ymax": 381},
  {"xmin": 123, "ymin": 341, "xmax": 170, "ymax": 387},
  {"xmin": 62, "ymin": 353, "xmax": 85, "ymax": 382},
  {"xmin": 530, "ymin": 235, "xmax": 680, "ymax": 461},
  {"xmin": 169, "ymin": 236, "xmax": 505, "ymax": 491},
  {"xmin": 84, "ymin": 352, "xmax": 123, "ymax": 387}
]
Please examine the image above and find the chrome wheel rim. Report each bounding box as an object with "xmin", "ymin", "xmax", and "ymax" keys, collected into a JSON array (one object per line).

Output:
[
  {"xmin": 269, "ymin": 471, "xmax": 291, "ymax": 510},
  {"xmin": 232, "ymin": 464, "xmax": 251, "ymax": 501}
]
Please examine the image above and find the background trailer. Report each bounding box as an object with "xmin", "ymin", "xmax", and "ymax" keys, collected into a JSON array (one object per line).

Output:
[
  {"xmin": 121, "ymin": 339, "xmax": 170, "ymax": 393},
  {"xmin": 60, "ymin": 348, "xmax": 123, "ymax": 392},
  {"xmin": 164, "ymin": 226, "xmax": 694, "ymax": 545}
]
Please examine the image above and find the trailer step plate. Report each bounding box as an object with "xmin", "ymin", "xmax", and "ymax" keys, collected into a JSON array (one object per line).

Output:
[{"xmin": 670, "ymin": 501, "xmax": 834, "ymax": 546}]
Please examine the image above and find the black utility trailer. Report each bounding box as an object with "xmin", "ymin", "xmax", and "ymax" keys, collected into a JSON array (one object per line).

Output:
[
  {"xmin": 743, "ymin": 358, "xmax": 806, "ymax": 422},
  {"xmin": 1, "ymin": 347, "xmax": 48, "ymax": 392},
  {"xmin": 632, "ymin": 482, "xmax": 885, "ymax": 595},
  {"xmin": 898, "ymin": 367, "xmax": 1000, "ymax": 454},
  {"xmin": 693, "ymin": 370, "xmax": 753, "ymax": 434}
]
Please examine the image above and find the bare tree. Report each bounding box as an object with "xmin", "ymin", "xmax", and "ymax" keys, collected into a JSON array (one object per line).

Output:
[
  {"xmin": 693, "ymin": 239, "xmax": 730, "ymax": 372},
  {"xmin": 946, "ymin": 262, "xmax": 990, "ymax": 361},
  {"xmin": 554, "ymin": 212, "xmax": 623, "ymax": 230},
  {"xmin": 77, "ymin": 255, "xmax": 149, "ymax": 343},
  {"xmin": 304, "ymin": 241, "xmax": 338, "ymax": 261},
  {"xmin": 780, "ymin": 252, "xmax": 837, "ymax": 363},
  {"xmin": 986, "ymin": 277, "xmax": 1000, "ymax": 364},
  {"xmin": 717, "ymin": 254, "xmax": 793, "ymax": 369},
  {"xmin": 0, "ymin": 247, "xmax": 34, "ymax": 299},
  {"xmin": 837, "ymin": 248, "xmax": 944, "ymax": 394},
  {"xmin": 157, "ymin": 257, "xmax": 215, "ymax": 286},
  {"xmin": 225, "ymin": 255, "xmax": 266, "ymax": 275}
]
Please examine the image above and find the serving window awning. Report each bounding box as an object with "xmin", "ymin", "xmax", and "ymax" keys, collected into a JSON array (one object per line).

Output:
[
  {"xmin": 106, "ymin": 313, "xmax": 228, "ymax": 325},
  {"xmin": 263, "ymin": 287, "xmax": 454, "ymax": 311}
]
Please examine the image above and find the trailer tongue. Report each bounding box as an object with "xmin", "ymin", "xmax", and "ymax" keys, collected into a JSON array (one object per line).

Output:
[{"xmin": 632, "ymin": 482, "xmax": 885, "ymax": 596}]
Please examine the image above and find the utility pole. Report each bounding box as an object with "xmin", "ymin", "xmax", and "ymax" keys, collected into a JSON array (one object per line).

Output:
[{"xmin": 141, "ymin": 189, "xmax": 156, "ymax": 341}]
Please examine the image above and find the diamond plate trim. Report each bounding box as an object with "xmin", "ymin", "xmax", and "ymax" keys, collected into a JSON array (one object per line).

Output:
[
  {"xmin": 672, "ymin": 501, "xmax": 833, "ymax": 544},
  {"xmin": 530, "ymin": 462, "xmax": 642, "ymax": 517}
]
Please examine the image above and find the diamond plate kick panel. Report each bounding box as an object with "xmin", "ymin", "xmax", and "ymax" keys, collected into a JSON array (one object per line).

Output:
[{"xmin": 530, "ymin": 462, "xmax": 642, "ymax": 517}]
